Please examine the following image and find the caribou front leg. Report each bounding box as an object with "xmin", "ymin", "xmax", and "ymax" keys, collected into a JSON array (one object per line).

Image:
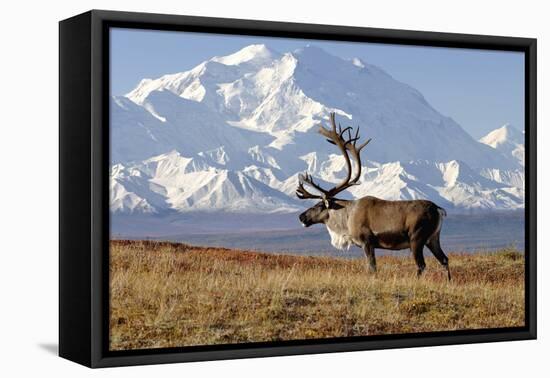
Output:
[{"xmin": 362, "ymin": 244, "xmax": 377, "ymax": 273}]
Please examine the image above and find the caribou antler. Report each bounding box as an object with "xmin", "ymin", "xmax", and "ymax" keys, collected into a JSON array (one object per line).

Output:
[
  {"xmin": 296, "ymin": 173, "xmax": 325, "ymax": 200},
  {"xmin": 296, "ymin": 112, "xmax": 371, "ymax": 201}
]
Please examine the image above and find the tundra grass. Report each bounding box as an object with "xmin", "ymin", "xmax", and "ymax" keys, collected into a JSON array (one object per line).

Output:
[{"xmin": 109, "ymin": 240, "xmax": 524, "ymax": 351}]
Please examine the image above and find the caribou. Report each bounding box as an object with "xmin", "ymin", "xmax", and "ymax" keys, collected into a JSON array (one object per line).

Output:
[{"xmin": 297, "ymin": 113, "xmax": 451, "ymax": 280}]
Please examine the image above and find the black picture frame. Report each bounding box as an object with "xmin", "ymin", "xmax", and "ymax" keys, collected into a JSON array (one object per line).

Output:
[{"xmin": 59, "ymin": 9, "xmax": 537, "ymax": 368}]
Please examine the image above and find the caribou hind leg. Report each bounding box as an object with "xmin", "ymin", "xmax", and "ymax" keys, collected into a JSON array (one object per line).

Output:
[
  {"xmin": 410, "ymin": 240, "xmax": 427, "ymax": 277},
  {"xmin": 427, "ymin": 235, "xmax": 451, "ymax": 281}
]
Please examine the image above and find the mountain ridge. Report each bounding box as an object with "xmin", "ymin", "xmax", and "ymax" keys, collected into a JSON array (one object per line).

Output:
[
  {"xmin": 479, "ymin": 124, "xmax": 525, "ymax": 166},
  {"xmin": 110, "ymin": 44, "xmax": 525, "ymax": 215}
]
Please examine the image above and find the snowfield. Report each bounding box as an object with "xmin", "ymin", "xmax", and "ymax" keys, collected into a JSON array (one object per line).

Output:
[{"xmin": 110, "ymin": 44, "xmax": 525, "ymax": 215}]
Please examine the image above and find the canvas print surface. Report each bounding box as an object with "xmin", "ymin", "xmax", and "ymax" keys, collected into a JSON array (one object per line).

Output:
[{"xmin": 109, "ymin": 28, "xmax": 526, "ymax": 351}]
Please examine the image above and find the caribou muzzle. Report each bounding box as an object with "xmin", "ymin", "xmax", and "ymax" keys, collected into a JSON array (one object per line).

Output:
[{"xmin": 299, "ymin": 211, "xmax": 312, "ymax": 227}]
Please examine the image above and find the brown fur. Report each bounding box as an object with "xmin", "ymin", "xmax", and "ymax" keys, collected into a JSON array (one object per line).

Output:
[{"xmin": 300, "ymin": 196, "xmax": 451, "ymax": 280}]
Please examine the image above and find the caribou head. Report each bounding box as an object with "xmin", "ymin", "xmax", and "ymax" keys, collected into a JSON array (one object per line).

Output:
[{"xmin": 297, "ymin": 112, "xmax": 370, "ymax": 227}]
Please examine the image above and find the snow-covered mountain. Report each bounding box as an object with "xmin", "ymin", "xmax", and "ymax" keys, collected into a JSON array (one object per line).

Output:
[
  {"xmin": 479, "ymin": 124, "xmax": 525, "ymax": 167},
  {"xmin": 110, "ymin": 44, "xmax": 525, "ymax": 215}
]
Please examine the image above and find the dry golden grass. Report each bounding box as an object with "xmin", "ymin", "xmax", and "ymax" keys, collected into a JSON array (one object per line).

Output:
[{"xmin": 109, "ymin": 240, "xmax": 525, "ymax": 351}]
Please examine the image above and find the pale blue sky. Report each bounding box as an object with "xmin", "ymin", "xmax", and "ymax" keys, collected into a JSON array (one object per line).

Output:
[{"xmin": 110, "ymin": 28, "xmax": 525, "ymax": 139}]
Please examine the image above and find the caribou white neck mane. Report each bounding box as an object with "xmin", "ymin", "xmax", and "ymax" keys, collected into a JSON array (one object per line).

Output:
[
  {"xmin": 325, "ymin": 205, "xmax": 355, "ymax": 251},
  {"xmin": 326, "ymin": 224, "xmax": 354, "ymax": 250}
]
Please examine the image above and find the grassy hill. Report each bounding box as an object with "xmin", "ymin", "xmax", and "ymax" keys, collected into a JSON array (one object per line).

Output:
[{"xmin": 109, "ymin": 240, "xmax": 525, "ymax": 351}]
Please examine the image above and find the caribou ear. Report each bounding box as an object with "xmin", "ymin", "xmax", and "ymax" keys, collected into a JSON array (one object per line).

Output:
[{"xmin": 323, "ymin": 198, "xmax": 344, "ymax": 210}]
